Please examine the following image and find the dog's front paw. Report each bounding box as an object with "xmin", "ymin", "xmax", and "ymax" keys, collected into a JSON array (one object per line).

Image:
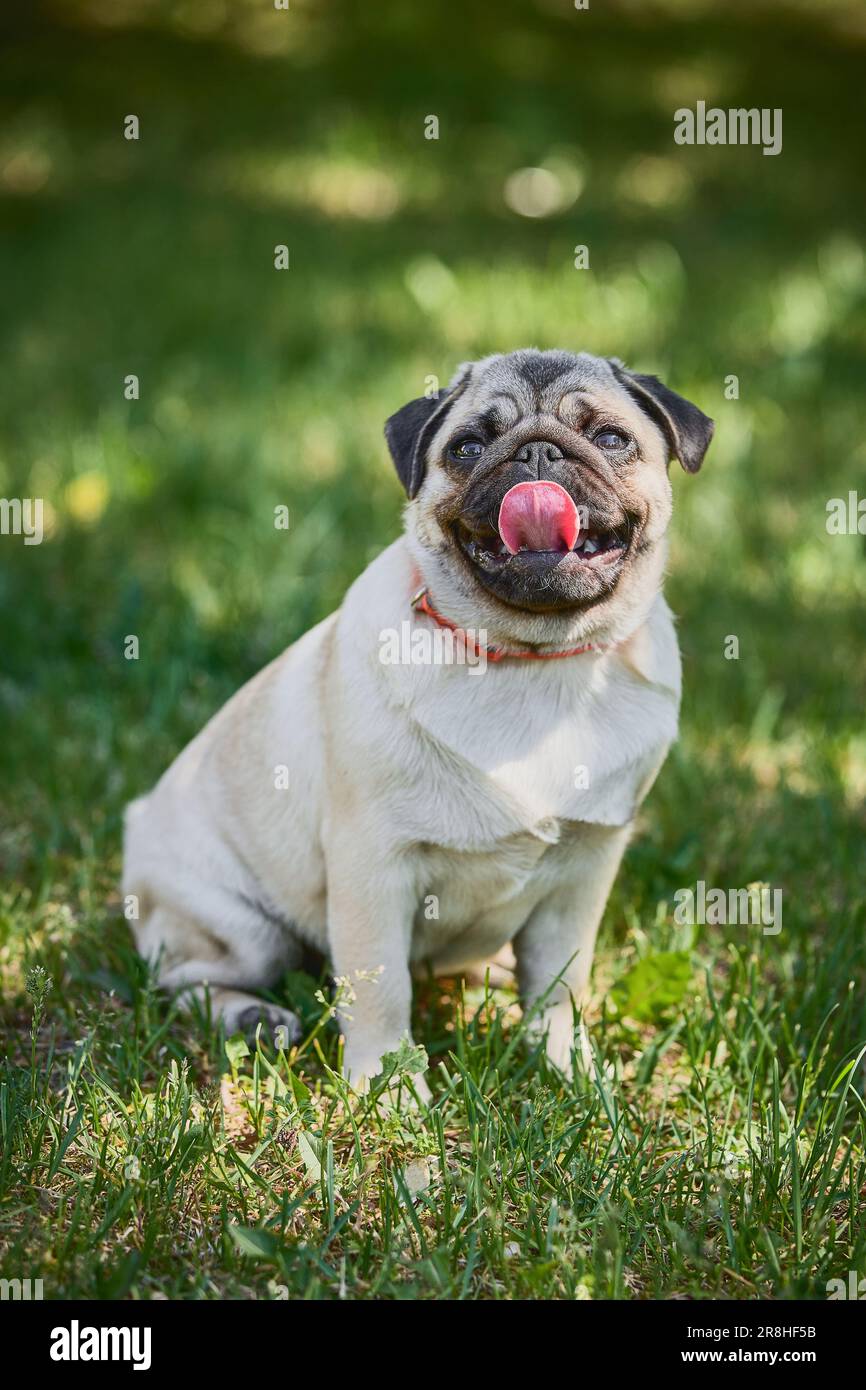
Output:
[
  {"xmin": 529, "ymin": 1006, "xmax": 592, "ymax": 1078},
  {"xmin": 389, "ymin": 1070, "xmax": 432, "ymax": 1108},
  {"xmin": 342, "ymin": 1052, "xmax": 432, "ymax": 1109}
]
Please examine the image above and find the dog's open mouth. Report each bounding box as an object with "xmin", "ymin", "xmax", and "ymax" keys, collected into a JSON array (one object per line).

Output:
[
  {"xmin": 457, "ymin": 522, "xmax": 628, "ymax": 572},
  {"xmin": 455, "ymin": 481, "xmax": 631, "ymax": 576}
]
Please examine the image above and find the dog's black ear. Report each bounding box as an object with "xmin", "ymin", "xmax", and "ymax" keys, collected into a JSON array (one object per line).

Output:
[
  {"xmin": 384, "ymin": 395, "xmax": 443, "ymax": 498},
  {"xmin": 384, "ymin": 367, "xmax": 472, "ymax": 498},
  {"xmin": 609, "ymin": 361, "xmax": 714, "ymax": 473}
]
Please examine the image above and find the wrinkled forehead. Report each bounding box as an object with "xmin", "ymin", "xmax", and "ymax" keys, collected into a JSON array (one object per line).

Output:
[{"xmin": 451, "ymin": 350, "xmax": 631, "ymax": 430}]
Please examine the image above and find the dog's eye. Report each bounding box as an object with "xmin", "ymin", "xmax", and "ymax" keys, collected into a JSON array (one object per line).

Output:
[
  {"xmin": 451, "ymin": 438, "xmax": 484, "ymax": 461},
  {"xmin": 593, "ymin": 429, "xmax": 629, "ymax": 451}
]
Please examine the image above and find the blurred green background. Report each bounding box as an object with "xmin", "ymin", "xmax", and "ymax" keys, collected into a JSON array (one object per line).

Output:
[
  {"xmin": 2, "ymin": 0, "xmax": 865, "ymax": 874},
  {"xmin": 2, "ymin": 0, "xmax": 865, "ymax": 981},
  {"xmin": 1, "ymin": 0, "xmax": 865, "ymax": 1301}
]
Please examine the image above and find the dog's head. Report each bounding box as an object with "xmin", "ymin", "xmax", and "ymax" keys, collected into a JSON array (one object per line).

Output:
[{"xmin": 385, "ymin": 349, "xmax": 713, "ymax": 647}]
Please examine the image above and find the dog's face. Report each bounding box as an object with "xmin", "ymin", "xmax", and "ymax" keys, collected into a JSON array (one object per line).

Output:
[{"xmin": 386, "ymin": 350, "xmax": 713, "ymax": 643}]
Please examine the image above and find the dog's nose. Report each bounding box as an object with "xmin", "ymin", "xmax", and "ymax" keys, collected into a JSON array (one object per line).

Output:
[{"xmin": 513, "ymin": 440, "xmax": 565, "ymax": 475}]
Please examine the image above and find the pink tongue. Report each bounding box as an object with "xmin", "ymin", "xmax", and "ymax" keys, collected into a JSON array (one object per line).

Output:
[{"xmin": 498, "ymin": 480, "xmax": 580, "ymax": 554}]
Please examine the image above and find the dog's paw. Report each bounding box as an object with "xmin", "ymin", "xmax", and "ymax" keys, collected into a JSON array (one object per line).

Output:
[
  {"xmin": 342, "ymin": 1056, "xmax": 432, "ymax": 1110},
  {"xmin": 235, "ymin": 1002, "xmax": 302, "ymax": 1049},
  {"xmin": 383, "ymin": 1070, "xmax": 432, "ymax": 1110},
  {"xmin": 528, "ymin": 1007, "xmax": 592, "ymax": 1078}
]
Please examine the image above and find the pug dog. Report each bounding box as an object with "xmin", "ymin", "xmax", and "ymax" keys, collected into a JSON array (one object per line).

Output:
[{"xmin": 123, "ymin": 348, "xmax": 713, "ymax": 1098}]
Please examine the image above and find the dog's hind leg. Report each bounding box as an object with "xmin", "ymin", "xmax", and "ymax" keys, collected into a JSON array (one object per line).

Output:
[
  {"xmin": 175, "ymin": 984, "xmax": 302, "ymax": 1047},
  {"xmin": 134, "ymin": 903, "xmax": 303, "ymax": 1045}
]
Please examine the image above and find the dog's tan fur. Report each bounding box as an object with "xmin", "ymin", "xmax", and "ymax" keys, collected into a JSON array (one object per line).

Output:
[{"xmin": 123, "ymin": 349, "xmax": 712, "ymax": 1096}]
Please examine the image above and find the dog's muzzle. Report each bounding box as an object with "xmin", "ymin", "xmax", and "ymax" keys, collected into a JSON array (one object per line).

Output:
[{"xmin": 453, "ymin": 455, "xmax": 636, "ymax": 613}]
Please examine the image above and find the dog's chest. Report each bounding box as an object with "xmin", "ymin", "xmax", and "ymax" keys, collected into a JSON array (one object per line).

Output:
[
  {"xmin": 410, "ymin": 823, "xmax": 573, "ymax": 959},
  {"xmin": 388, "ymin": 653, "xmax": 678, "ymax": 851}
]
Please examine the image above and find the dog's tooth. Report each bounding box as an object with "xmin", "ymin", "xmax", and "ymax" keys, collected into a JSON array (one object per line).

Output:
[{"xmin": 583, "ymin": 537, "xmax": 599, "ymax": 555}]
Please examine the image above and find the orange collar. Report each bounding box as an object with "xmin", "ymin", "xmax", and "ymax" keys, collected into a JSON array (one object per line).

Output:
[{"xmin": 410, "ymin": 585, "xmax": 611, "ymax": 664}]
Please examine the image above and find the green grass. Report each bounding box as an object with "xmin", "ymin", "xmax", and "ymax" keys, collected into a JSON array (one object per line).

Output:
[{"xmin": 1, "ymin": 0, "xmax": 865, "ymax": 1299}]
